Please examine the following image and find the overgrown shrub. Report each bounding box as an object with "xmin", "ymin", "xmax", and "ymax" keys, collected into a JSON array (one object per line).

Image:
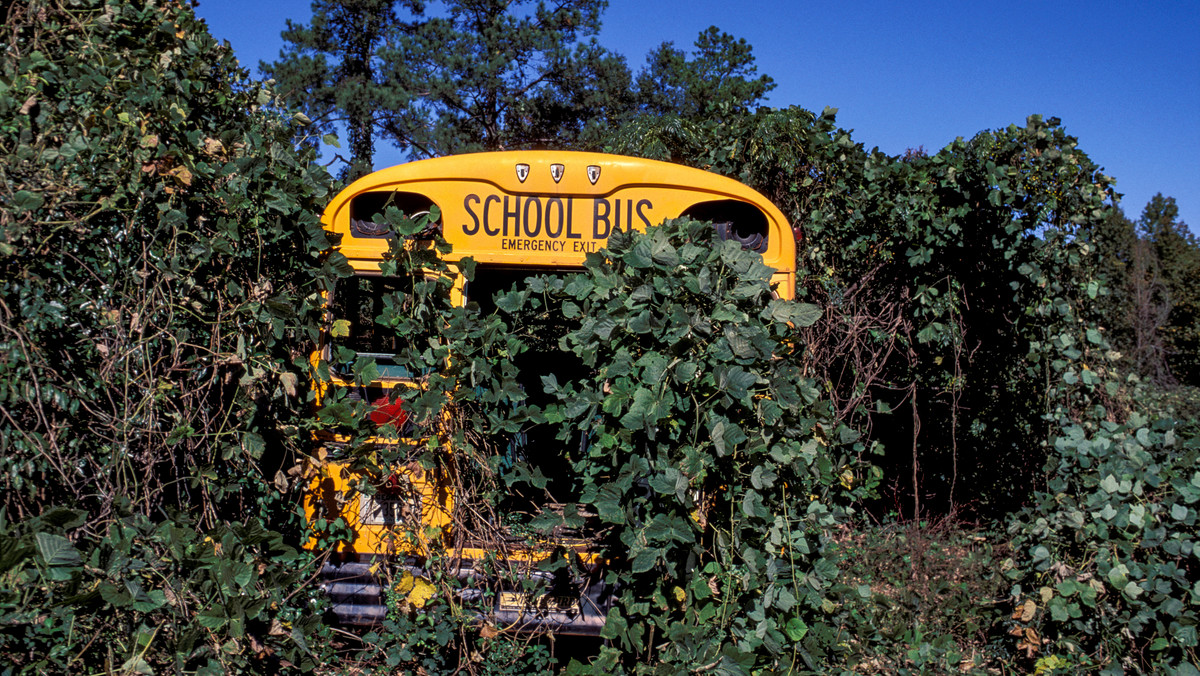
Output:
[
  {"xmin": 610, "ymin": 110, "xmax": 1118, "ymax": 521},
  {"xmin": 0, "ymin": 508, "xmax": 324, "ymax": 673},
  {"xmin": 1005, "ymin": 416, "xmax": 1200, "ymax": 673},
  {"xmin": 542, "ymin": 221, "xmax": 873, "ymax": 672},
  {"xmin": 0, "ymin": 0, "xmax": 334, "ymax": 670}
]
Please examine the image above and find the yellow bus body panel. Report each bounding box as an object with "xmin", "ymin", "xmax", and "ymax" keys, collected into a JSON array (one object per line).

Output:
[
  {"xmin": 324, "ymin": 150, "xmax": 796, "ymax": 298},
  {"xmin": 303, "ymin": 456, "xmax": 452, "ymax": 557}
]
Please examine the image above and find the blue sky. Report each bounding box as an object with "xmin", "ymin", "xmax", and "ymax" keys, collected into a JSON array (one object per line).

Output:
[{"xmin": 195, "ymin": 0, "xmax": 1199, "ymax": 231}]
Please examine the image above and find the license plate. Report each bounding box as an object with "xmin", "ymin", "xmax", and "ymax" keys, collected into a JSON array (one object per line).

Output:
[
  {"xmin": 359, "ymin": 494, "xmax": 419, "ymax": 526},
  {"xmin": 497, "ymin": 591, "xmax": 581, "ymax": 615}
]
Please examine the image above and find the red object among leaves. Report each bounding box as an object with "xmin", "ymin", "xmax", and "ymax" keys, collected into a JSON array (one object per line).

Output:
[
  {"xmin": 368, "ymin": 392, "xmax": 409, "ymax": 427},
  {"xmin": 381, "ymin": 472, "xmax": 408, "ymax": 495}
]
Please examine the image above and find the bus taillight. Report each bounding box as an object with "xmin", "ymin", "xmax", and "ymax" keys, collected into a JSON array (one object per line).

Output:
[{"xmin": 368, "ymin": 392, "xmax": 409, "ymax": 428}]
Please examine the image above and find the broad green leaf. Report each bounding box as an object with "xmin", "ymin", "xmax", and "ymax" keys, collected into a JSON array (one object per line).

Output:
[
  {"xmin": 649, "ymin": 233, "xmax": 679, "ymax": 266},
  {"xmin": 12, "ymin": 190, "xmax": 44, "ymax": 212},
  {"xmin": 784, "ymin": 617, "xmax": 808, "ymax": 641},
  {"xmin": 353, "ymin": 356, "xmax": 380, "ymax": 385},
  {"xmin": 599, "ymin": 607, "xmax": 628, "ymax": 641},
  {"xmin": 197, "ymin": 607, "xmax": 228, "ymax": 630},
  {"xmin": 791, "ymin": 302, "xmax": 822, "ymax": 327},
  {"xmin": 1100, "ymin": 474, "xmax": 1119, "ymax": 493},
  {"xmin": 120, "ymin": 657, "xmax": 154, "ymax": 676},
  {"xmin": 591, "ymin": 485, "xmax": 625, "ymax": 525},
  {"xmin": 36, "ymin": 532, "xmax": 81, "ymax": 567},
  {"xmin": 1107, "ymin": 564, "xmax": 1129, "ymax": 588}
]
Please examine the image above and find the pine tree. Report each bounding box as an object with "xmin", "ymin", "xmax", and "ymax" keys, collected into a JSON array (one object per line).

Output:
[
  {"xmin": 1089, "ymin": 195, "xmax": 1200, "ymax": 386},
  {"xmin": 379, "ymin": 0, "xmax": 635, "ymax": 156},
  {"xmin": 1140, "ymin": 194, "xmax": 1200, "ymax": 384},
  {"xmin": 262, "ymin": 0, "xmax": 421, "ymax": 180},
  {"xmin": 634, "ymin": 26, "xmax": 775, "ymax": 121}
]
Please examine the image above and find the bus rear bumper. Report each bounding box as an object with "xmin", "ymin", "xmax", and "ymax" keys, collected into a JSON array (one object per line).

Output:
[{"xmin": 319, "ymin": 554, "xmax": 612, "ymax": 636}]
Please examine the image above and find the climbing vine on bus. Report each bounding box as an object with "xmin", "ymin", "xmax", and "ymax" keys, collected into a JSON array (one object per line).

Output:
[{"xmin": 312, "ymin": 208, "xmax": 875, "ymax": 671}]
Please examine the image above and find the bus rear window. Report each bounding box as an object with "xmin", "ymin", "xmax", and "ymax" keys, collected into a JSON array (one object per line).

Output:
[{"xmin": 330, "ymin": 275, "xmax": 419, "ymax": 379}]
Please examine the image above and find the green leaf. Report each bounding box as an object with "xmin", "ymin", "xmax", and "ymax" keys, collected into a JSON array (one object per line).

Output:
[
  {"xmin": 353, "ymin": 356, "xmax": 380, "ymax": 385},
  {"xmin": 100, "ymin": 581, "xmax": 133, "ymax": 607},
  {"xmin": 1172, "ymin": 503, "xmax": 1189, "ymax": 521},
  {"xmin": 916, "ymin": 323, "xmax": 939, "ymax": 343},
  {"xmin": 1135, "ymin": 427, "xmax": 1152, "ymax": 447},
  {"xmin": 627, "ymin": 310, "xmax": 654, "ymax": 334},
  {"xmin": 790, "ymin": 302, "xmax": 822, "ymax": 328},
  {"xmin": 12, "ymin": 190, "xmax": 44, "ymax": 212},
  {"xmin": 599, "ymin": 607, "xmax": 628, "ymax": 641},
  {"xmin": 784, "ymin": 617, "xmax": 809, "ymax": 641},
  {"xmin": 120, "ymin": 657, "xmax": 155, "ymax": 675},
  {"xmin": 1107, "ymin": 564, "xmax": 1129, "ymax": 588},
  {"xmin": 741, "ymin": 489, "xmax": 767, "ymax": 519},
  {"xmin": 35, "ymin": 533, "xmax": 81, "ymax": 567},
  {"xmin": 197, "ymin": 607, "xmax": 228, "ymax": 630},
  {"xmin": 649, "ymin": 232, "xmax": 679, "ymax": 266},
  {"xmin": 629, "ymin": 547, "xmax": 660, "ymax": 574},
  {"xmin": 715, "ymin": 366, "xmax": 759, "ymax": 397},
  {"xmin": 38, "ymin": 507, "xmax": 88, "ymax": 530},
  {"xmin": 621, "ymin": 240, "xmax": 653, "ymax": 268},
  {"xmin": 619, "ymin": 388, "xmax": 657, "ymax": 429},
  {"xmin": 591, "ymin": 484, "xmax": 626, "ymax": 525}
]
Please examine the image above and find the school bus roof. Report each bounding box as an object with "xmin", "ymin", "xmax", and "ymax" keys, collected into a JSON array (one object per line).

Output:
[{"xmin": 322, "ymin": 150, "xmax": 795, "ymax": 285}]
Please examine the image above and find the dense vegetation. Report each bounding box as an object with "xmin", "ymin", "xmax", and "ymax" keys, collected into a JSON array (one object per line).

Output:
[
  {"xmin": 0, "ymin": 1, "xmax": 334, "ymax": 671},
  {"xmin": 2, "ymin": 0, "xmax": 1196, "ymax": 673}
]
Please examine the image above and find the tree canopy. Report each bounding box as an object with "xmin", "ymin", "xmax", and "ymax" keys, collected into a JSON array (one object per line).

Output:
[
  {"xmin": 264, "ymin": 1, "xmax": 776, "ymax": 169},
  {"xmin": 1087, "ymin": 193, "xmax": 1200, "ymax": 386},
  {"xmin": 263, "ymin": 0, "xmax": 420, "ymax": 179},
  {"xmin": 634, "ymin": 25, "xmax": 775, "ymax": 120}
]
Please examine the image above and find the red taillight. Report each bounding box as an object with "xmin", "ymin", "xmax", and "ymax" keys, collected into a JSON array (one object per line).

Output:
[
  {"xmin": 368, "ymin": 392, "xmax": 409, "ymax": 427},
  {"xmin": 381, "ymin": 472, "xmax": 408, "ymax": 495}
]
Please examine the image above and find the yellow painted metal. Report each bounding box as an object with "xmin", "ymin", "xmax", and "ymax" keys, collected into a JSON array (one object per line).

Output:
[
  {"xmin": 303, "ymin": 455, "xmax": 453, "ymax": 557},
  {"xmin": 324, "ymin": 150, "xmax": 796, "ymax": 299}
]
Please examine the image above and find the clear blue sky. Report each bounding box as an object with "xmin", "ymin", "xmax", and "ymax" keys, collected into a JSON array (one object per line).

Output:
[{"xmin": 195, "ymin": 0, "xmax": 1199, "ymax": 232}]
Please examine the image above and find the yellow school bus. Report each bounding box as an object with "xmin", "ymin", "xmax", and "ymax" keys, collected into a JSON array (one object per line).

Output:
[{"xmin": 305, "ymin": 150, "xmax": 796, "ymax": 634}]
